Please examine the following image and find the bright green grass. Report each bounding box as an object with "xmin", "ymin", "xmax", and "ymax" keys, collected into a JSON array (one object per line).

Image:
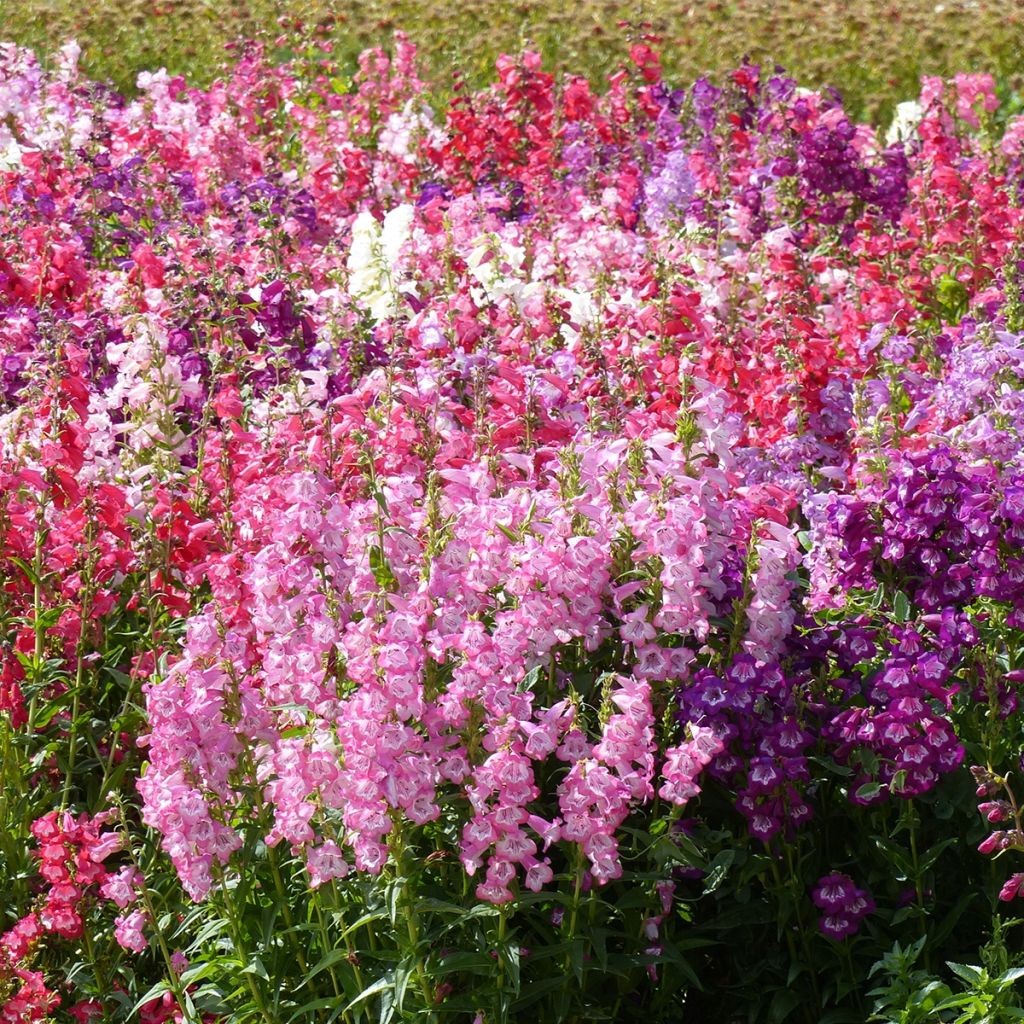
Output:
[{"xmin": 4, "ymin": 0, "xmax": 1024, "ymax": 124}]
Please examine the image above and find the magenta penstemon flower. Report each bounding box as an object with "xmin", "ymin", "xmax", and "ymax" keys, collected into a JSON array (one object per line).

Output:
[{"xmin": 812, "ymin": 873, "xmax": 875, "ymax": 940}]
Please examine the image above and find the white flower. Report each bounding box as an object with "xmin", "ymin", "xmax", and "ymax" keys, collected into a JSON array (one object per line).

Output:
[
  {"xmin": 886, "ymin": 100, "xmax": 923, "ymax": 146},
  {"xmin": 0, "ymin": 139, "xmax": 25, "ymax": 171},
  {"xmin": 465, "ymin": 236, "xmax": 528, "ymax": 305},
  {"xmin": 380, "ymin": 204, "xmax": 414, "ymax": 264},
  {"xmin": 347, "ymin": 204, "xmax": 415, "ymax": 322}
]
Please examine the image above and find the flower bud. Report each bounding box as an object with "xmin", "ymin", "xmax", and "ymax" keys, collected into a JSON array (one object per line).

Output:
[{"xmin": 978, "ymin": 830, "xmax": 1005, "ymax": 855}]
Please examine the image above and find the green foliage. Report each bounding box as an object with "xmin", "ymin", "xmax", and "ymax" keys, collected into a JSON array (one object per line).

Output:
[
  {"xmin": 869, "ymin": 927, "xmax": 1024, "ymax": 1024},
  {"xmin": 152, "ymin": 817, "xmax": 718, "ymax": 1023}
]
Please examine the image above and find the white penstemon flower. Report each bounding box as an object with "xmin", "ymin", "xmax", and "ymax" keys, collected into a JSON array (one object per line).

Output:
[
  {"xmin": 0, "ymin": 138, "xmax": 25, "ymax": 170},
  {"xmin": 347, "ymin": 204, "xmax": 415, "ymax": 322},
  {"xmin": 465, "ymin": 234, "xmax": 535, "ymax": 307},
  {"xmin": 886, "ymin": 100, "xmax": 923, "ymax": 147}
]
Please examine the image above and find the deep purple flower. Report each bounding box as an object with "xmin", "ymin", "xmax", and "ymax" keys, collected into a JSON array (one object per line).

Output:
[{"xmin": 812, "ymin": 873, "xmax": 874, "ymax": 939}]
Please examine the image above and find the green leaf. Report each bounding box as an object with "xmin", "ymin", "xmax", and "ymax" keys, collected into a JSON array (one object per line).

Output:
[
  {"xmin": 809, "ymin": 754, "xmax": 853, "ymax": 777},
  {"xmin": 417, "ymin": 897, "xmax": 485, "ymax": 916},
  {"xmin": 703, "ymin": 850, "xmax": 735, "ymax": 894},
  {"xmin": 343, "ymin": 974, "xmax": 394, "ymax": 1015},
  {"xmin": 856, "ymin": 781, "xmax": 885, "ymax": 802},
  {"xmin": 432, "ymin": 952, "xmax": 497, "ymax": 976},
  {"xmin": 385, "ymin": 878, "xmax": 403, "ymax": 928},
  {"xmin": 769, "ymin": 986, "xmax": 801, "ymax": 1023},
  {"xmin": 568, "ymin": 937, "xmax": 584, "ymax": 986},
  {"xmin": 500, "ymin": 941, "xmax": 521, "ymax": 991},
  {"xmin": 516, "ymin": 664, "xmax": 543, "ymax": 693},
  {"xmin": 590, "ymin": 926, "xmax": 609, "ymax": 973},
  {"xmin": 946, "ymin": 962, "xmax": 983, "ymax": 986},
  {"xmin": 496, "ymin": 522, "xmax": 518, "ymax": 543},
  {"xmin": 436, "ymin": 903, "xmax": 501, "ymax": 933},
  {"xmin": 179, "ymin": 960, "xmax": 222, "ymax": 987},
  {"xmin": 509, "ymin": 977, "xmax": 564, "ymax": 1012},
  {"xmin": 130, "ymin": 982, "xmax": 172, "ymax": 1016},
  {"xmin": 391, "ymin": 960, "xmax": 413, "ymax": 1017},
  {"xmin": 890, "ymin": 905, "xmax": 923, "ymax": 927},
  {"xmin": 932, "ymin": 993, "xmax": 976, "ymax": 1012},
  {"xmin": 930, "ymin": 893, "xmax": 976, "ymax": 949},
  {"xmin": 368, "ymin": 545, "xmax": 397, "ymax": 591},
  {"xmin": 301, "ymin": 949, "xmax": 354, "ymax": 987},
  {"xmin": 872, "ymin": 836, "xmax": 914, "ymax": 879},
  {"xmin": 340, "ymin": 909, "xmax": 390, "ymax": 940},
  {"xmin": 919, "ymin": 838, "xmax": 956, "ymax": 872},
  {"xmin": 7, "ymin": 556, "xmax": 40, "ymax": 585},
  {"xmin": 288, "ymin": 996, "xmax": 353, "ymax": 1023}
]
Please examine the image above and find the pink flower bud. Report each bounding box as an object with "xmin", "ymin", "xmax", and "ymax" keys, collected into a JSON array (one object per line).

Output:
[
  {"xmin": 979, "ymin": 830, "xmax": 1005, "ymax": 855},
  {"xmin": 1000, "ymin": 873, "xmax": 1024, "ymax": 902}
]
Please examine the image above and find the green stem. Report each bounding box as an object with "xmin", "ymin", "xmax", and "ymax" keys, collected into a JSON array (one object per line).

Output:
[
  {"xmin": 63, "ymin": 511, "xmax": 99, "ymax": 809},
  {"xmin": 98, "ymin": 533, "xmax": 163, "ymax": 800},
  {"xmin": 81, "ymin": 926, "xmax": 110, "ymax": 1001},
  {"xmin": 770, "ymin": 857, "xmax": 819, "ymax": 1024},
  {"xmin": 560, "ymin": 854, "xmax": 585, "ymax": 1017},
  {"xmin": 27, "ymin": 523, "xmax": 45, "ymax": 730},
  {"xmin": 843, "ymin": 942, "xmax": 865, "ymax": 1016},
  {"xmin": 390, "ymin": 827, "xmax": 436, "ymax": 1019},
  {"xmin": 213, "ymin": 870, "xmax": 276, "ymax": 1024},
  {"xmin": 496, "ymin": 908, "xmax": 508, "ymax": 1023},
  {"xmin": 267, "ymin": 845, "xmax": 309, "ymax": 975},
  {"xmin": 905, "ymin": 800, "xmax": 931, "ymax": 969},
  {"xmin": 115, "ymin": 803, "xmax": 197, "ymax": 1024},
  {"xmin": 786, "ymin": 843, "xmax": 822, "ymax": 1009},
  {"xmin": 61, "ymin": 617, "xmax": 88, "ymax": 810},
  {"xmin": 311, "ymin": 890, "xmax": 346, "ymax": 1006},
  {"xmin": 329, "ymin": 879, "xmax": 367, "ymax": 1013},
  {"xmin": 907, "ymin": 804, "xmax": 925, "ymax": 910}
]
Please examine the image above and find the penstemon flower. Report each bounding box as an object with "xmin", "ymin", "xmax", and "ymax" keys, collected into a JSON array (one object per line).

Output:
[{"xmin": 3, "ymin": 27, "xmax": 1024, "ymax": 1023}]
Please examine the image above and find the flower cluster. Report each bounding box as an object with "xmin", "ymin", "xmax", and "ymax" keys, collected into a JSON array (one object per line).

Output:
[
  {"xmin": 812, "ymin": 872, "xmax": 875, "ymax": 940},
  {"xmin": 3, "ymin": 27, "xmax": 1024, "ymax": 1021},
  {"xmin": 0, "ymin": 813, "xmax": 122, "ymax": 1020}
]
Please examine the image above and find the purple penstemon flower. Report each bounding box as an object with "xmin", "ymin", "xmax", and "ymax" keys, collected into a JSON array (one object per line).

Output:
[{"xmin": 812, "ymin": 872, "xmax": 875, "ymax": 940}]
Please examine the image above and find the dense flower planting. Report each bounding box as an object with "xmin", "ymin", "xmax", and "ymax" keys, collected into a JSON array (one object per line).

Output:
[{"xmin": 4, "ymin": 30, "xmax": 1024, "ymax": 1024}]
